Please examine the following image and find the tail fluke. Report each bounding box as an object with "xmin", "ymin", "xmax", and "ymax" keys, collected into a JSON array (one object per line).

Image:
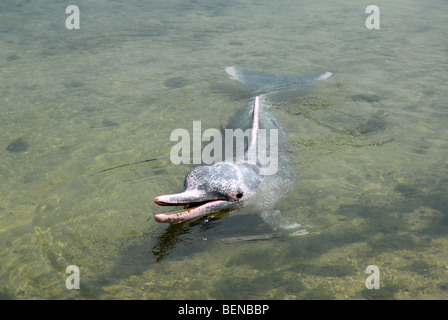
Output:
[{"xmin": 225, "ymin": 67, "xmax": 331, "ymax": 93}]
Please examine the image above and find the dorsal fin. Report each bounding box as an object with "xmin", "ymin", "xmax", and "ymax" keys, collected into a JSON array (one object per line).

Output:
[{"xmin": 247, "ymin": 96, "xmax": 259, "ymax": 164}]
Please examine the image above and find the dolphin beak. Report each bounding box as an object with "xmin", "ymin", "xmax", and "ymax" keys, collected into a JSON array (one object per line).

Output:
[
  {"xmin": 154, "ymin": 190, "xmax": 210, "ymax": 206},
  {"xmin": 154, "ymin": 190, "xmax": 235, "ymax": 223}
]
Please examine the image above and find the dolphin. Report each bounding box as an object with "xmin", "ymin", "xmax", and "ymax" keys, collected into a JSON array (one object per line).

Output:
[{"xmin": 154, "ymin": 67, "xmax": 331, "ymax": 230}]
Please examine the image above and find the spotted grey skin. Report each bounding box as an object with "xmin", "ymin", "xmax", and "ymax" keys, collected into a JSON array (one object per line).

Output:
[
  {"xmin": 154, "ymin": 67, "xmax": 331, "ymax": 229},
  {"xmin": 155, "ymin": 162, "xmax": 260, "ymax": 223}
]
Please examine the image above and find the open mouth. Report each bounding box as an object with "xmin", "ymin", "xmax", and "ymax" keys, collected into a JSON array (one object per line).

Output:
[{"xmin": 153, "ymin": 192, "xmax": 235, "ymax": 223}]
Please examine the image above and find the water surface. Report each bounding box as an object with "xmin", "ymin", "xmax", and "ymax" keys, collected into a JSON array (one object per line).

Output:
[{"xmin": 0, "ymin": 0, "xmax": 447, "ymax": 299}]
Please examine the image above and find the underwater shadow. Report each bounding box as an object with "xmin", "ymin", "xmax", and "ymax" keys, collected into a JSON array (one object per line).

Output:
[{"xmin": 112, "ymin": 212, "xmax": 275, "ymax": 277}]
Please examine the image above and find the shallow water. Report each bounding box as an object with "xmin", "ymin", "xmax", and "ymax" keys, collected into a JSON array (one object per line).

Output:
[{"xmin": 0, "ymin": 0, "xmax": 447, "ymax": 299}]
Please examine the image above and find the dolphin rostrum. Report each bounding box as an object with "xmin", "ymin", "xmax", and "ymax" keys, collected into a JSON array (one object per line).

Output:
[{"xmin": 154, "ymin": 67, "xmax": 331, "ymax": 230}]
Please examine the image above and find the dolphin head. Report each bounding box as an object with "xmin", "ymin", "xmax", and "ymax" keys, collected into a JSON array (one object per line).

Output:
[{"xmin": 154, "ymin": 162, "xmax": 261, "ymax": 223}]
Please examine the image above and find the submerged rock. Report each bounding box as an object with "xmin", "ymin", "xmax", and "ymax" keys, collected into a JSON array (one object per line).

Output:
[
  {"xmin": 163, "ymin": 77, "xmax": 188, "ymax": 89},
  {"xmin": 6, "ymin": 54, "xmax": 20, "ymax": 61},
  {"xmin": 5, "ymin": 137, "xmax": 29, "ymax": 153},
  {"xmin": 354, "ymin": 116, "xmax": 387, "ymax": 135},
  {"xmin": 348, "ymin": 94, "xmax": 383, "ymax": 103}
]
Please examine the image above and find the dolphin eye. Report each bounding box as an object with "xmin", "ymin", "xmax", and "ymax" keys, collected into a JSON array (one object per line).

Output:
[{"xmin": 236, "ymin": 192, "xmax": 243, "ymax": 199}]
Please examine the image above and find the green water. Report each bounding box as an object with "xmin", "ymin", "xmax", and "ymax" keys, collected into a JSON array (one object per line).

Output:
[{"xmin": 1, "ymin": 0, "xmax": 447, "ymax": 299}]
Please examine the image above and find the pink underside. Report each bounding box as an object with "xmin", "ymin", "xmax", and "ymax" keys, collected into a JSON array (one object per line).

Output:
[{"xmin": 154, "ymin": 200, "xmax": 226, "ymax": 223}]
